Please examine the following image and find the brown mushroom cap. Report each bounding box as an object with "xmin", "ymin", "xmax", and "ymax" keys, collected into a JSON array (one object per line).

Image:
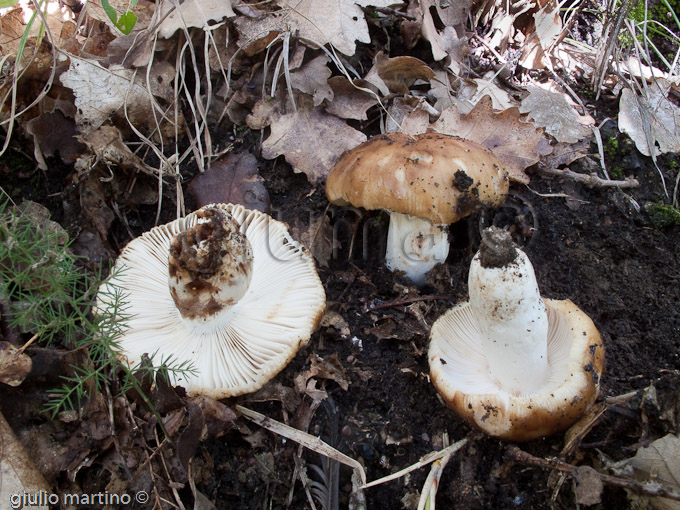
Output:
[
  {"xmin": 428, "ymin": 298, "xmax": 605, "ymax": 441},
  {"xmin": 326, "ymin": 133, "xmax": 509, "ymax": 224}
]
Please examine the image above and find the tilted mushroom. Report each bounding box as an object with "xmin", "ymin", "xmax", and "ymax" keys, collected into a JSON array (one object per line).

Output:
[
  {"xmin": 96, "ymin": 203, "xmax": 326, "ymax": 399},
  {"xmin": 326, "ymin": 133, "xmax": 508, "ymax": 285},
  {"xmin": 428, "ymin": 227, "xmax": 605, "ymax": 441}
]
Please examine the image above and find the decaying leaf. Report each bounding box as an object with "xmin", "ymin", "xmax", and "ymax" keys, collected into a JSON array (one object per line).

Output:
[
  {"xmin": 288, "ymin": 55, "xmax": 333, "ymax": 106},
  {"xmin": 0, "ymin": 5, "xmax": 76, "ymax": 56},
  {"xmin": 261, "ymin": 107, "xmax": 367, "ymax": 184},
  {"xmin": 61, "ymin": 56, "xmax": 179, "ymax": 139},
  {"xmin": 157, "ymin": 0, "xmax": 235, "ymax": 39},
  {"xmin": 385, "ymin": 95, "xmax": 431, "ymax": 134},
  {"xmin": 25, "ymin": 111, "xmax": 84, "ymax": 168},
  {"xmin": 618, "ymin": 81, "xmax": 680, "ymax": 157},
  {"xmin": 234, "ymin": 0, "xmax": 398, "ymax": 57},
  {"xmin": 80, "ymin": 172, "xmax": 116, "ymax": 240},
  {"xmin": 292, "ymin": 213, "xmax": 334, "ymax": 267},
  {"xmin": 573, "ymin": 466, "xmax": 604, "ymax": 506},
  {"xmin": 295, "ymin": 353, "xmax": 350, "ymax": 394},
  {"xmin": 432, "ymin": 96, "xmax": 548, "ymax": 183},
  {"xmin": 626, "ymin": 433, "xmax": 680, "ymax": 510},
  {"xmin": 520, "ymin": 84, "xmax": 594, "ymax": 143},
  {"xmin": 419, "ymin": 0, "xmax": 470, "ymax": 72},
  {"xmin": 77, "ymin": 126, "xmax": 150, "ymax": 177},
  {"xmin": 325, "ymin": 76, "xmax": 378, "ymax": 121},
  {"xmin": 375, "ymin": 52, "xmax": 435, "ymax": 94},
  {"xmin": 0, "ymin": 342, "xmax": 32, "ymax": 387},
  {"xmin": 85, "ymin": 0, "xmax": 156, "ymax": 35},
  {"xmin": 188, "ymin": 152, "xmax": 270, "ymax": 212},
  {"xmin": 540, "ymin": 139, "xmax": 591, "ymax": 169},
  {"xmin": 320, "ymin": 311, "xmax": 351, "ymax": 337}
]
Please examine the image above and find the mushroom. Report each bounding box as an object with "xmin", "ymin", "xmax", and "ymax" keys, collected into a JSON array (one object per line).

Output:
[
  {"xmin": 428, "ymin": 227, "xmax": 605, "ymax": 441},
  {"xmin": 96, "ymin": 203, "xmax": 326, "ymax": 399},
  {"xmin": 326, "ymin": 133, "xmax": 508, "ymax": 285}
]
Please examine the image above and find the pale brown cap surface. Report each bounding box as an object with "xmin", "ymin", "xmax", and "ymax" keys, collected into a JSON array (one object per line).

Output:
[
  {"xmin": 326, "ymin": 133, "xmax": 509, "ymax": 224},
  {"xmin": 428, "ymin": 298, "xmax": 605, "ymax": 441}
]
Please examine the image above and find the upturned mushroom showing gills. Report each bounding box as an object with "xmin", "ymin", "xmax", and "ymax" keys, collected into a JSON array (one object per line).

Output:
[
  {"xmin": 326, "ymin": 133, "xmax": 509, "ymax": 285},
  {"xmin": 96, "ymin": 203, "xmax": 326, "ymax": 399},
  {"xmin": 428, "ymin": 227, "xmax": 605, "ymax": 441}
]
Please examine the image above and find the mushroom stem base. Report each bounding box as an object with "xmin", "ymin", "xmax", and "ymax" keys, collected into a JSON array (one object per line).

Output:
[{"xmin": 385, "ymin": 212, "xmax": 449, "ymax": 285}]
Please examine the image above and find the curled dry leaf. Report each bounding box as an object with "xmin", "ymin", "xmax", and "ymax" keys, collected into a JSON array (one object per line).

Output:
[
  {"xmin": 0, "ymin": 342, "xmax": 32, "ymax": 387},
  {"xmin": 0, "ymin": 5, "xmax": 76, "ymax": 56},
  {"xmin": 519, "ymin": 1, "xmax": 562, "ymax": 69},
  {"xmin": 77, "ymin": 126, "xmax": 150, "ymax": 177},
  {"xmin": 261, "ymin": 106, "xmax": 367, "ymax": 184},
  {"xmin": 295, "ymin": 353, "xmax": 350, "ymax": 393},
  {"xmin": 188, "ymin": 151, "xmax": 270, "ymax": 212},
  {"xmin": 325, "ymin": 76, "xmax": 378, "ymax": 121},
  {"xmin": 520, "ymin": 84, "xmax": 594, "ymax": 143},
  {"xmin": 471, "ymin": 73, "xmax": 517, "ymax": 110},
  {"xmin": 432, "ymin": 96, "xmax": 548, "ymax": 183},
  {"xmin": 320, "ymin": 311, "xmax": 351, "ymax": 337},
  {"xmin": 619, "ymin": 81, "xmax": 680, "ymax": 157},
  {"xmin": 375, "ymin": 52, "xmax": 435, "ymax": 94},
  {"xmin": 233, "ymin": 0, "xmax": 398, "ymax": 57},
  {"xmin": 419, "ymin": 0, "xmax": 470, "ymax": 69},
  {"xmin": 292, "ymin": 213, "xmax": 334, "ymax": 267}
]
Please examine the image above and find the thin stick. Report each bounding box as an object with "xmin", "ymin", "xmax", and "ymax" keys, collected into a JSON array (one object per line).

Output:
[
  {"xmin": 235, "ymin": 405, "xmax": 367, "ymax": 485},
  {"xmin": 363, "ymin": 295, "xmax": 455, "ymax": 313},
  {"xmin": 361, "ymin": 438, "xmax": 468, "ymax": 490},
  {"xmin": 539, "ymin": 165, "xmax": 640, "ymax": 188},
  {"xmin": 507, "ymin": 445, "xmax": 680, "ymax": 501}
]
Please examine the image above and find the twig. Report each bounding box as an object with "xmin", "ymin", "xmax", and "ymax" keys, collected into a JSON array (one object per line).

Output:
[
  {"xmin": 539, "ymin": 165, "xmax": 640, "ymax": 188},
  {"xmin": 235, "ymin": 405, "xmax": 367, "ymax": 485},
  {"xmin": 363, "ymin": 295, "xmax": 455, "ymax": 313},
  {"xmin": 507, "ymin": 445, "xmax": 680, "ymax": 501},
  {"xmin": 362, "ymin": 438, "xmax": 468, "ymax": 490}
]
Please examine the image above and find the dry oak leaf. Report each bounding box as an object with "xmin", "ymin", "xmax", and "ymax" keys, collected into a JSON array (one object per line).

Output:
[
  {"xmin": 471, "ymin": 72, "xmax": 518, "ymax": 110},
  {"xmin": 432, "ymin": 96, "xmax": 548, "ymax": 183},
  {"xmin": 325, "ymin": 76, "xmax": 378, "ymax": 121},
  {"xmin": 288, "ymin": 55, "xmax": 334, "ymax": 106},
  {"xmin": 233, "ymin": 0, "xmax": 397, "ymax": 57},
  {"xmin": 261, "ymin": 107, "xmax": 367, "ymax": 184},
  {"xmin": 618, "ymin": 81, "xmax": 680, "ymax": 157},
  {"xmin": 156, "ymin": 0, "xmax": 235, "ymax": 39},
  {"xmin": 520, "ymin": 84, "xmax": 594, "ymax": 143}
]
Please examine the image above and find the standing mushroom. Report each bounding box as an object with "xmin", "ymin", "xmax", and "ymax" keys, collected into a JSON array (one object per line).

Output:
[
  {"xmin": 96, "ymin": 203, "xmax": 326, "ymax": 399},
  {"xmin": 428, "ymin": 227, "xmax": 605, "ymax": 441},
  {"xmin": 326, "ymin": 133, "xmax": 508, "ymax": 285}
]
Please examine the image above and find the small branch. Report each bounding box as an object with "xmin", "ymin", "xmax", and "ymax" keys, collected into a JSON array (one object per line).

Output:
[
  {"xmin": 363, "ymin": 295, "xmax": 455, "ymax": 313},
  {"xmin": 539, "ymin": 165, "xmax": 640, "ymax": 189},
  {"xmin": 507, "ymin": 445, "xmax": 680, "ymax": 501}
]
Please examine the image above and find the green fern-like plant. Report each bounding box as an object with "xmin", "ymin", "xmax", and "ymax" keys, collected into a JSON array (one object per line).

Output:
[{"xmin": 0, "ymin": 197, "xmax": 196, "ymax": 417}]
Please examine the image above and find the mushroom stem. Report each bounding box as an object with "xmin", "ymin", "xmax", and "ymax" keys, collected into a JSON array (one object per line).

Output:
[
  {"xmin": 168, "ymin": 207, "xmax": 253, "ymax": 322},
  {"xmin": 385, "ymin": 211, "xmax": 449, "ymax": 285},
  {"xmin": 468, "ymin": 227, "xmax": 549, "ymax": 395}
]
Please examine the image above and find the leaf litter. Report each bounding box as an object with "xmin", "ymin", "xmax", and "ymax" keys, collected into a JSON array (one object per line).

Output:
[{"xmin": 1, "ymin": 0, "xmax": 680, "ymax": 508}]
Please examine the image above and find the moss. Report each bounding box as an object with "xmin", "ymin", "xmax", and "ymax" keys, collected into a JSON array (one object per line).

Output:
[{"xmin": 645, "ymin": 201, "xmax": 680, "ymax": 228}]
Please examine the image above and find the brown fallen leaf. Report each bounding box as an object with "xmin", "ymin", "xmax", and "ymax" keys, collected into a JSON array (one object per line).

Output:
[
  {"xmin": 80, "ymin": 172, "xmax": 116, "ymax": 240},
  {"xmin": 573, "ymin": 465, "xmax": 604, "ymax": 506},
  {"xmin": 432, "ymin": 96, "xmax": 548, "ymax": 183},
  {"xmin": 25, "ymin": 110, "xmax": 84, "ymax": 168},
  {"xmin": 295, "ymin": 353, "xmax": 350, "ymax": 393},
  {"xmin": 188, "ymin": 152, "xmax": 270, "ymax": 212},
  {"xmin": 0, "ymin": 342, "xmax": 32, "ymax": 387},
  {"xmin": 627, "ymin": 433, "xmax": 680, "ymax": 510},
  {"xmin": 319, "ymin": 311, "xmax": 351, "ymax": 337},
  {"xmin": 261, "ymin": 106, "xmax": 367, "ymax": 184},
  {"xmin": 291, "ymin": 213, "xmax": 334, "ymax": 267},
  {"xmin": 325, "ymin": 76, "xmax": 378, "ymax": 121},
  {"xmin": 375, "ymin": 52, "xmax": 435, "ymax": 94},
  {"xmin": 520, "ymin": 84, "xmax": 594, "ymax": 143},
  {"xmin": 289, "ymin": 55, "xmax": 333, "ymax": 106},
  {"xmin": 519, "ymin": 1, "xmax": 562, "ymax": 70}
]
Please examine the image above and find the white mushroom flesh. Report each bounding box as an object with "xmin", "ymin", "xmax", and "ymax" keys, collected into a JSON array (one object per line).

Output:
[
  {"xmin": 468, "ymin": 231, "xmax": 549, "ymax": 395},
  {"xmin": 385, "ymin": 211, "xmax": 449, "ymax": 286}
]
